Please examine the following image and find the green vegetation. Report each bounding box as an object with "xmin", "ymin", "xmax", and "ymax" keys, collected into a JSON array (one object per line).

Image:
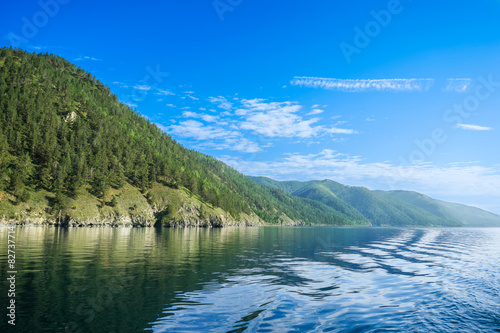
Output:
[
  {"xmin": 376, "ymin": 190, "xmax": 500, "ymax": 227},
  {"xmin": 249, "ymin": 177, "xmax": 500, "ymax": 227},
  {"xmin": 0, "ymin": 48, "xmax": 366, "ymax": 226}
]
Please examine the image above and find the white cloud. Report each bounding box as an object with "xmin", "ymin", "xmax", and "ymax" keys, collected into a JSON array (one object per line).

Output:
[
  {"xmin": 182, "ymin": 111, "xmax": 198, "ymax": 118},
  {"xmin": 291, "ymin": 77, "xmax": 434, "ymax": 92},
  {"xmin": 165, "ymin": 97, "xmax": 357, "ymax": 152},
  {"xmin": 307, "ymin": 109, "xmax": 324, "ymax": 115},
  {"xmin": 236, "ymin": 99, "xmax": 355, "ymax": 138},
  {"xmin": 169, "ymin": 120, "xmax": 238, "ymax": 141},
  {"xmin": 182, "ymin": 111, "xmax": 219, "ymax": 123},
  {"xmin": 202, "ymin": 114, "xmax": 218, "ymax": 122},
  {"xmin": 195, "ymin": 137, "xmax": 261, "ymax": 153},
  {"xmin": 134, "ymin": 85, "xmax": 151, "ymax": 91},
  {"xmin": 124, "ymin": 102, "xmax": 137, "ymax": 108},
  {"xmin": 156, "ymin": 89, "xmax": 175, "ymax": 96},
  {"xmin": 165, "ymin": 104, "xmax": 176, "ymax": 108},
  {"xmin": 444, "ymin": 78, "xmax": 473, "ymax": 93},
  {"xmin": 208, "ymin": 96, "xmax": 233, "ymax": 110},
  {"xmin": 74, "ymin": 56, "xmax": 101, "ymax": 61},
  {"xmin": 112, "ymin": 81, "xmax": 129, "ymax": 88},
  {"xmin": 327, "ymin": 127, "xmax": 357, "ymax": 134},
  {"xmin": 165, "ymin": 120, "xmax": 260, "ymax": 153},
  {"xmin": 456, "ymin": 123, "xmax": 493, "ymax": 131}
]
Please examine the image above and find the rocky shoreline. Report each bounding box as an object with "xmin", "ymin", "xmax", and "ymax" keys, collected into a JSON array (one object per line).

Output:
[{"xmin": 0, "ymin": 211, "xmax": 305, "ymax": 228}]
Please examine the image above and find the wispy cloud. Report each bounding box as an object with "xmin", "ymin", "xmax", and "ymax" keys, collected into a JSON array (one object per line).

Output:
[
  {"xmin": 164, "ymin": 120, "xmax": 261, "ymax": 153},
  {"xmin": 156, "ymin": 89, "xmax": 175, "ymax": 96},
  {"xmin": 444, "ymin": 78, "xmax": 473, "ymax": 93},
  {"xmin": 133, "ymin": 85, "xmax": 151, "ymax": 91},
  {"xmin": 124, "ymin": 102, "xmax": 137, "ymax": 108},
  {"xmin": 74, "ymin": 55, "xmax": 101, "ymax": 61},
  {"xmin": 307, "ymin": 109, "xmax": 324, "ymax": 115},
  {"xmin": 456, "ymin": 123, "xmax": 493, "ymax": 131},
  {"xmin": 194, "ymin": 137, "xmax": 261, "ymax": 153},
  {"xmin": 327, "ymin": 127, "xmax": 357, "ymax": 134},
  {"xmin": 163, "ymin": 97, "xmax": 357, "ymax": 152},
  {"xmin": 208, "ymin": 96, "xmax": 233, "ymax": 110},
  {"xmin": 291, "ymin": 77, "xmax": 435, "ymax": 92},
  {"xmin": 169, "ymin": 120, "xmax": 237, "ymax": 140},
  {"xmin": 237, "ymin": 99, "xmax": 355, "ymax": 138},
  {"xmin": 182, "ymin": 111, "xmax": 219, "ymax": 123},
  {"xmin": 112, "ymin": 81, "xmax": 129, "ymax": 88}
]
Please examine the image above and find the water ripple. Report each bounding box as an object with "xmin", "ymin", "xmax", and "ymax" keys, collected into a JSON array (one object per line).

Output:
[{"xmin": 148, "ymin": 228, "xmax": 500, "ymax": 332}]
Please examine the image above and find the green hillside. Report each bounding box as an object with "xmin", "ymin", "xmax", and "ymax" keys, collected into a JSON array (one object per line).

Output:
[
  {"xmin": 377, "ymin": 190, "xmax": 500, "ymax": 227},
  {"xmin": 286, "ymin": 182, "xmax": 368, "ymax": 223},
  {"xmin": 374, "ymin": 190, "xmax": 453, "ymax": 220},
  {"xmin": 0, "ymin": 48, "xmax": 366, "ymax": 227},
  {"xmin": 249, "ymin": 177, "xmax": 500, "ymax": 227}
]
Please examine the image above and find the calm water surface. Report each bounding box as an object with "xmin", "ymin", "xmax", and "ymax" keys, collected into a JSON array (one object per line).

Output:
[{"xmin": 1, "ymin": 226, "xmax": 499, "ymax": 332}]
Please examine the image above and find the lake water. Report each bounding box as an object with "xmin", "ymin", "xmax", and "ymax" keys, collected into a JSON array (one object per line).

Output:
[{"xmin": 1, "ymin": 226, "xmax": 500, "ymax": 332}]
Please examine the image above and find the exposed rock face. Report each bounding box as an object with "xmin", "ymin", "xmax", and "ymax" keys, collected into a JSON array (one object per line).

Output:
[
  {"xmin": 0, "ymin": 188, "xmax": 308, "ymax": 227},
  {"xmin": 62, "ymin": 213, "xmax": 154, "ymax": 227},
  {"xmin": 162, "ymin": 212, "xmax": 263, "ymax": 228},
  {"xmin": 0, "ymin": 216, "xmax": 58, "ymax": 226},
  {"xmin": 0, "ymin": 214, "xmax": 153, "ymax": 227},
  {"xmin": 0, "ymin": 206, "xmax": 273, "ymax": 228},
  {"xmin": 64, "ymin": 111, "xmax": 78, "ymax": 123}
]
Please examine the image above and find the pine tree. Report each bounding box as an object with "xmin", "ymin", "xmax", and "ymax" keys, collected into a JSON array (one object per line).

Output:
[{"xmin": 110, "ymin": 195, "xmax": 118, "ymax": 207}]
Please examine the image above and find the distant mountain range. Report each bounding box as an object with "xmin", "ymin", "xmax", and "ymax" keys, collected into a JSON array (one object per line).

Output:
[{"xmin": 249, "ymin": 177, "xmax": 500, "ymax": 227}]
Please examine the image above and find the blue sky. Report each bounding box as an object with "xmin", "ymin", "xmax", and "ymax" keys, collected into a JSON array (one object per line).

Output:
[{"xmin": 2, "ymin": 0, "xmax": 500, "ymax": 213}]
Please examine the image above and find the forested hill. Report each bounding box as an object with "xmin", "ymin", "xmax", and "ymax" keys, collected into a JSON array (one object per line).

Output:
[
  {"xmin": 249, "ymin": 177, "xmax": 500, "ymax": 227},
  {"xmin": 0, "ymin": 47, "xmax": 367, "ymax": 227}
]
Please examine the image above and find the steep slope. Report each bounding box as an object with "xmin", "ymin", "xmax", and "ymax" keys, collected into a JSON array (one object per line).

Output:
[
  {"xmin": 250, "ymin": 177, "xmax": 466, "ymax": 227},
  {"xmin": 375, "ymin": 190, "xmax": 454, "ymax": 220},
  {"xmin": 0, "ymin": 48, "xmax": 366, "ymax": 227},
  {"xmin": 288, "ymin": 182, "xmax": 368, "ymax": 223},
  {"xmin": 437, "ymin": 201, "xmax": 500, "ymax": 227},
  {"xmin": 377, "ymin": 190, "xmax": 500, "ymax": 227}
]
